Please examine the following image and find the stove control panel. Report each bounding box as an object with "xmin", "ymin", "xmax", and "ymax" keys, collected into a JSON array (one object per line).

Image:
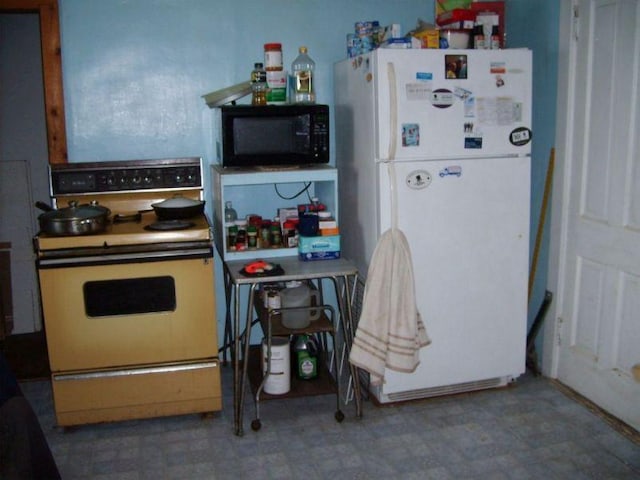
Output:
[{"xmin": 50, "ymin": 158, "xmax": 203, "ymax": 195}]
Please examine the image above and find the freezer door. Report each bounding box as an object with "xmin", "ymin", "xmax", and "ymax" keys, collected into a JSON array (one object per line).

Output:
[
  {"xmin": 372, "ymin": 49, "xmax": 532, "ymax": 161},
  {"xmin": 376, "ymin": 156, "xmax": 530, "ymax": 395}
]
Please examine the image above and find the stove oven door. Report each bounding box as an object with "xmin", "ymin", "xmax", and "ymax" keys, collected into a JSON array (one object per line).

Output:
[{"xmin": 37, "ymin": 248, "xmax": 221, "ymax": 425}]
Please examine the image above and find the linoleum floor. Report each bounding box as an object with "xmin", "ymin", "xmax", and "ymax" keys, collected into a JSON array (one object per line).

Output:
[{"xmin": 20, "ymin": 366, "xmax": 640, "ymax": 479}]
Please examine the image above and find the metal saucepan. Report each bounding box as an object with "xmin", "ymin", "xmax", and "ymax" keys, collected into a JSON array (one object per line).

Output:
[
  {"xmin": 150, "ymin": 195, "xmax": 205, "ymax": 220},
  {"xmin": 36, "ymin": 200, "xmax": 111, "ymax": 236}
]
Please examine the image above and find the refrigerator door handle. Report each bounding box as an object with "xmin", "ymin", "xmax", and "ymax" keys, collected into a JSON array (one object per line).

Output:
[{"xmin": 386, "ymin": 61, "xmax": 398, "ymax": 162}]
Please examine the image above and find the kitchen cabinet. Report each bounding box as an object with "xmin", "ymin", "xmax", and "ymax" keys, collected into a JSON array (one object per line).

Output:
[{"xmin": 211, "ymin": 165, "xmax": 338, "ymax": 261}]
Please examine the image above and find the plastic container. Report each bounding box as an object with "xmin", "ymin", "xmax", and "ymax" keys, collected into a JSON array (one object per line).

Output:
[
  {"xmin": 264, "ymin": 43, "xmax": 283, "ymax": 71},
  {"xmin": 292, "ymin": 334, "xmax": 319, "ymax": 380},
  {"xmin": 280, "ymin": 283, "xmax": 320, "ymax": 329},
  {"xmin": 441, "ymin": 29, "xmax": 471, "ymax": 49},
  {"xmin": 251, "ymin": 81, "xmax": 267, "ymax": 106},
  {"xmin": 262, "ymin": 336, "xmax": 290, "ymax": 394},
  {"xmin": 291, "ymin": 46, "xmax": 315, "ymax": 104}
]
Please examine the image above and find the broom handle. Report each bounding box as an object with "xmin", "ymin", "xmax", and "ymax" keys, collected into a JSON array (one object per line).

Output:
[{"xmin": 528, "ymin": 148, "xmax": 555, "ymax": 303}]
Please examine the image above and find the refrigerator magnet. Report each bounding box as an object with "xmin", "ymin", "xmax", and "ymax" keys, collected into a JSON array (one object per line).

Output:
[
  {"xmin": 490, "ymin": 62, "xmax": 506, "ymax": 75},
  {"xmin": 464, "ymin": 137, "xmax": 483, "ymax": 149},
  {"xmin": 431, "ymin": 89, "xmax": 454, "ymax": 108},
  {"xmin": 439, "ymin": 166, "xmax": 462, "ymax": 178},
  {"xmin": 406, "ymin": 83, "xmax": 431, "ymax": 101},
  {"xmin": 509, "ymin": 127, "xmax": 532, "ymax": 146},
  {"xmin": 445, "ymin": 55, "xmax": 467, "ymax": 79},
  {"xmin": 402, "ymin": 124, "xmax": 420, "ymax": 147}
]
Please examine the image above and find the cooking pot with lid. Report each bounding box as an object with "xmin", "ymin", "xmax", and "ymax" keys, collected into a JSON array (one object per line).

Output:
[
  {"xmin": 150, "ymin": 195, "xmax": 205, "ymax": 220},
  {"xmin": 36, "ymin": 200, "xmax": 111, "ymax": 236}
]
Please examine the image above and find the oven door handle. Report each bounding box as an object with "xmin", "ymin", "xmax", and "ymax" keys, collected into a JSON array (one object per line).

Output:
[
  {"xmin": 38, "ymin": 246, "xmax": 213, "ymax": 268},
  {"xmin": 52, "ymin": 360, "xmax": 219, "ymax": 381}
]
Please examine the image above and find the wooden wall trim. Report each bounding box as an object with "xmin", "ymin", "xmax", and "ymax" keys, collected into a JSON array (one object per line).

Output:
[{"xmin": 1, "ymin": 0, "xmax": 68, "ymax": 164}]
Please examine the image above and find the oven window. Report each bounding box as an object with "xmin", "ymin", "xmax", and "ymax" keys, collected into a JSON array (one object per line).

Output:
[{"xmin": 83, "ymin": 276, "xmax": 176, "ymax": 317}]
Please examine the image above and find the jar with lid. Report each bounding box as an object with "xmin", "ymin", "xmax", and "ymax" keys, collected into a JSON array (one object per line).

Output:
[
  {"xmin": 234, "ymin": 219, "xmax": 247, "ymax": 251},
  {"xmin": 264, "ymin": 43, "xmax": 286, "ymax": 104},
  {"xmin": 227, "ymin": 224, "xmax": 238, "ymax": 251},
  {"xmin": 260, "ymin": 220, "xmax": 271, "ymax": 248},
  {"xmin": 247, "ymin": 225, "xmax": 258, "ymax": 249},
  {"xmin": 263, "ymin": 43, "xmax": 283, "ymax": 71},
  {"xmin": 283, "ymin": 220, "xmax": 297, "ymax": 248},
  {"xmin": 270, "ymin": 222, "xmax": 282, "ymax": 248}
]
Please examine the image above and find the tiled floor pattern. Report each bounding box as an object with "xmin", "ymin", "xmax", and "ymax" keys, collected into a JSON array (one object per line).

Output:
[{"xmin": 20, "ymin": 367, "xmax": 640, "ymax": 479}]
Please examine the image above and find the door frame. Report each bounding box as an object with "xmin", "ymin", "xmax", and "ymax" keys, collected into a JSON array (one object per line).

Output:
[
  {"xmin": 543, "ymin": 0, "xmax": 573, "ymax": 378},
  {"xmin": 0, "ymin": 0, "xmax": 67, "ymax": 165}
]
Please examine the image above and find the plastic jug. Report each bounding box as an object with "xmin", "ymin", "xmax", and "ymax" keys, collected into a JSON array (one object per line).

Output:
[{"xmin": 280, "ymin": 282, "xmax": 320, "ymax": 329}]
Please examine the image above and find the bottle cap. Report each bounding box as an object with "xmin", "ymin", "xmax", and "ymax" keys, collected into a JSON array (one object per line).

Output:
[
  {"xmin": 299, "ymin": 46, "xmax": 308, "ymax": 54},
  {"xmin": 264, "ymin": 43, "xmax": 282, "ymax": 50}
]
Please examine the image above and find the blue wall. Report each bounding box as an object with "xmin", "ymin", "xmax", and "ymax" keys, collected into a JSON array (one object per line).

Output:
[
  {"xmin": 506, "ymin": 1, "xmax": 559, "ymax": 347},
  {"xmin": 57, "ymin": 0, "xmax": 559, "ymax": 363}
]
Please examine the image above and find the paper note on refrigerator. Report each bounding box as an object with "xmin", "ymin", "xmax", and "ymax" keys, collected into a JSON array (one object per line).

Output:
[{"xmin": 476, "ymin": 96, "xmax": 517, "ymax": 126}]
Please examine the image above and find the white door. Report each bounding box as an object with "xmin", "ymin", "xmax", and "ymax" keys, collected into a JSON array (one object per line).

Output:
[{"xmin": 546, "ymin": 0, "xmax": 640, "ymax": 431}]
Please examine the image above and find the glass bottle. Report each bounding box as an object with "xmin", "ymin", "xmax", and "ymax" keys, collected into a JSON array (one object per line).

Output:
[
  {"xmin": 490, "ymin": 26, "xmax": 500, "ymax": 50},
  {"xmin": 291, "ymin": 46, "xmax": 315, "ymax": 104},
  {"xmin": 224, "ymin": 201, "xmax": 238, "ymax": 223},
  {"xmin": 473, "ymin": 24, "xmax": 485, "ymax": 49},
  {"xmin": 251, "ymin": 62, "xmax": 267, "ymax": 106}
]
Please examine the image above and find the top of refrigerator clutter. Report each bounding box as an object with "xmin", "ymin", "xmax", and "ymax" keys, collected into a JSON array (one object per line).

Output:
[
  {"xmin": 203, "ymin": 2, "xmax": 507, "ymax": 108},
  {"xmin": 348, "ymin": 1, "xmax": 506, "ymax": 57}
]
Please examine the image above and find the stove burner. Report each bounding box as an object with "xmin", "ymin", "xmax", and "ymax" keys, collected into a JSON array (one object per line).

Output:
[
  {"xmin": 145, "ymin": 220, "xmax": 195, "ymax": 231},
  {"xmin": 113, "ymin": 212, "xmax": 142, "ymax": 223}
]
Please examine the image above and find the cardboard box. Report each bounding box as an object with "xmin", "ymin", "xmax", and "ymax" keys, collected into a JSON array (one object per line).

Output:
[
  {"xmin": 320, "ymin": 227, "xmax": 340, "ymax": 236},
  {"xmin": 298, "ymin": 235, "xmax": 340, "ymax": 261},
  {"xmin": 412, "ymin": 29, "xmax": 440, "ymax": 49}
]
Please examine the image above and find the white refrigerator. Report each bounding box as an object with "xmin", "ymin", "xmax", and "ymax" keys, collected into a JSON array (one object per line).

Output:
[{"xmin": 334, "ymin": 48, "xmax": 532, "ymax": 403}]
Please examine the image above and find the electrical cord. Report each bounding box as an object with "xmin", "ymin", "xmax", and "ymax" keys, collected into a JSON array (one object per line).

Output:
[{"xmin": 274, "ymin": 182, "xmax": 313, "ymax": 202}]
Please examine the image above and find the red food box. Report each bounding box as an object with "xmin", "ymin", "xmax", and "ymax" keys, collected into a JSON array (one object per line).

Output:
[
  {"xmin": 470, "ymin": 1, "xmax": 506, "ymax": 48},
  {"xmin": 436, "ymin": 8, "xmax": 476, "ymax": 26}
]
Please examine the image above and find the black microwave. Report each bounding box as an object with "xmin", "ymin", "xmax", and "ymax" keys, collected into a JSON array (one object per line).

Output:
[{"xmin": 216, "ymin": 104, "xmax": 330, "ymax": 167}]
